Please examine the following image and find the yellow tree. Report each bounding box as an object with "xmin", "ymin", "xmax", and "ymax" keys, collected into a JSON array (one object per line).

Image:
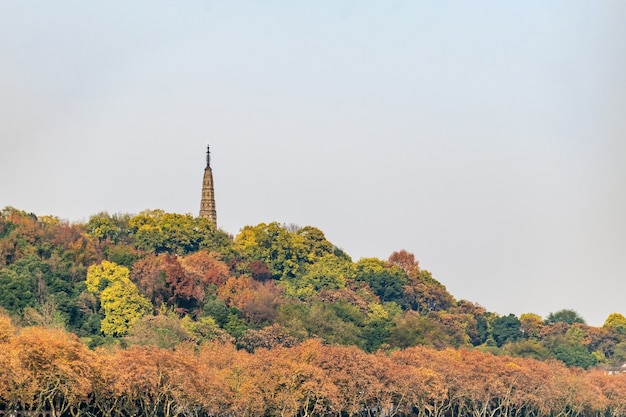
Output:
[
  {"xmin": 604, "ymin": 313, "xmax": 626, "ymax": 335},
  {"xmin": 86, "ymin": 260, "xmax": 152, "ymax": 336},
  {"xmin": 99, "ymin": 283, "xmax": 153, "ymax": 336},
  {"xmin": 86, "ymin": 260, "xmax": 130, "ymax": 295}
]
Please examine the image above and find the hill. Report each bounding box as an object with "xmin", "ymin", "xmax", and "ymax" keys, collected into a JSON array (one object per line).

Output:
[{"xmin": 1, "ymin": 206, "xmax": 626, "ymax": 370}]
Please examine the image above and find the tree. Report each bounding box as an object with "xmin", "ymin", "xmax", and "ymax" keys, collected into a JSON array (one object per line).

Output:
[
  {"xmin": 363, "ymin": 302, "xmax": 400, "ymax": 352},
  {"xmin": 520, "ymin": 313, "xmax": 545, "ymax": 339},
  {"xmin": 0, "ymin": 207, "xmax": 44, "ymax": 265},
  {"xmin": 551, "ymin": 341, "xmax": 598, "ymax": 369},
  {"xmin": 234, "ymin": 222, "xmax": 308, "ymax": 280},
  {"xmin": 180, "ymin": 250, "xmax": 230, "ymax": 287},
  {"xmin": 202, "ymin": 295, "xmax": 233, "ymax": 327},
  {"xmin": 451, "ymin": 300, "xmax": 489, "ymax": 345},
  {"xmin": 390, "ymin": 251, "xmax": 454, "ymax": 312},
  {"xmin": 238, "ymin": 323, "xmax": 299, "ymax": 352},
  {"xmin": 181, "ymin": 315, "xmax": 233, "ymax": 344},
  {"xmin": 388, "ymin": 250, "xmax": 420, "ymax": 277},
  {"xmin": 0, "ymin": 318, "xmax": 38, "ymax": 414},
  {"xmin": 130, "ymin": 254, "xmax": 170, "ymax": 308},
  {"xmin": 126, "ymin": 313, "xmax": 192, "ymax": 348},
  {"xmin": 390, "ymin": 348, "xmax": 448, "ymax": 417},
  {"xmin": 128, "ymin": 210, "xmax": 232, "ymax": 255},
  {"xmin": 402, "ymin": 269, "xmax": 454, "ymax": 313},
  {"xmin": 13, "ymin": 326, "xmax": 94, "ymax": 415},
  {"xmin": 428, "ymin": 310, "xmax": 474, "ymax": 348},
  {"xmin": 0, "ymin": 268, "xmax": 36, "ymax": 314},
  {"xmin": 355, "ymin": 258, "xmax": 408, "ymax": 304},
  {"xmin": 283, "ymin": 253, "xmax": 354, "ymax": 300},
  {"xmin": 105, "ymin": 244, "xmax": 140, "ymax": 269},
  {"xmin": 610, "ymin": 342, "xmax": 626, "ymax": 365},
  {"xmin": 604, "ymin": 313, "xmax": 626, "ymax": 335},
  {"xmin": 86, "ymin": 260, "xmax": 125, "ymax": 294},
  {"xmin": 164, "ymin": 254, "xmax": 201, "ymax": 313},
  {"xmin": 234, "ymin": 223, "xmax": 335, "ymax": 281},
  {"xmin": 296, "ymin": 226, "xmax": 334, "ymax": 261},
  {"xmin": 546, "ymin": 309, "xmax": 586, "ymax": 325},
  {"xmin": 86, "ymin": 261, "xmax": 152, "ymax": 336},
  {"xmin": 86, "ymin": 211, "xmax": 132, "ymax": 244},
  {"xmin": 503, "ymin": 339, "xmax": 553, "ymax": 360},
  {"xmin": 491, "ymin": 314, "xmax": 522, "ymax": 347},
  {"xmin": 0, "ymin": 313, "xmax": 14, "ymax": 343},
  {"xmin": 99, "ymin": 345, "xmax": 174, "ymax": 417},
  {"xmin": 387, "ymin": 311, "xmax": 451, "ymax": 349},
  {"xmin": 100, "ymin": 281, "xmax": 153, "ymax": 336},
  {"xmin": 277, "ymin": 301, "xmax": 364, "ymax": 348},
  {"xmin": 218, "ymin": 276, "xmax": 283, "ymax": 326},
  {"xmin": 542, "ymin": 326, "xmax": 598, "ymax": 369}
]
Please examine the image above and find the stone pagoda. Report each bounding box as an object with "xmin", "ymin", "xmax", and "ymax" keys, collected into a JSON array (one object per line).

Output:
[{"xmin": 199, "ymin": 145, "xmax": 217, "ymax": 225}]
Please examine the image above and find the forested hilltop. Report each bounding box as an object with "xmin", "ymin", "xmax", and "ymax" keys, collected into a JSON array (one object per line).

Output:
[{"xmin": 2, "ymin": 206, "xmax": 626, "ymax": 416}]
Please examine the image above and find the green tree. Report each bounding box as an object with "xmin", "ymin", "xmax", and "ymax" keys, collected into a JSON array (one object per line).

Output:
[
  {"xmin": 355, "ymin": 258, "xmax": 408, "ymax": 304},
  {"xmin": 234, "ymin": 223, "xmax": 306, "ymax": 280},
  {"xmin": 86, "ymin": 212, "xmax": 132, "ymax": 244},
  {"xmin": 0, "ymin": 254, "xmax": 80, "ymax": 325},
  {"xmin": 551, "ymin": 340, "xmax": 597, "ymax": 369},
  {"xmin": 387, "ymin": 311, "xmax": 449, "ymax": 349},
  {"xmin": 503, "ymin": 339, "xmax": 553, "ymax": 360},
  {"xmin": 363, "ymin": 302, "xmax": 400, "ymax": 352},
  {"xmin": 610, "ymin": 341, "xmax": 626, "ymax": 365},
  {"xmin": 234, "ymin": 222, "xmax": 336, "ymax": 281},
  {"xmin": 295, "ymin": 226, "xmax": 334, "ymax": 261},
  {"xmin": 0, "ymin": 268, "xmax": 36, "ymax": 314},
  {"xmin": 490, "ymin": 314, "xmax": 522, "ymax": 347},
  {"xmin": 202, "ymin": 295, "xmax": 233, "ymax": 327},
  {"xmin": 128, "ymin": 210, "xmax": 232, "ymax": 255},
  {"xmin": 545, "ymin": 309, "xmax": 585, "ymax": 325},
  {"xmin": 276, "ymin": 301, "xmax": 364, "ymax": 348},
  {"xmin": 282, "ymin": 254, "xmax": 354, "ymax": 300},
  {"xmin": 182, "ymin": 315, "xmax": 233, "ymax": 344}
]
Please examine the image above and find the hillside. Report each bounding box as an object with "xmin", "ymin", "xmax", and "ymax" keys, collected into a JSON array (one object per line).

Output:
[{"xmin": 1, "ymin": 206, "xmax": 626, "ymax": 369}]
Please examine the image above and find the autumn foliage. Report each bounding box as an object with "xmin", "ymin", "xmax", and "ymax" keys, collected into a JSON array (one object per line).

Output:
[
  {"xmin": 1, "ymin": 319, "xmax": 626, "ymax": 417},
  {"xmin": 4, "ymin": 207, "xmax": 626, "ymax": 415}
]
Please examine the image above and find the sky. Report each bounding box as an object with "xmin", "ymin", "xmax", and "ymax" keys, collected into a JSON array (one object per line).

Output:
[{"xmin": 1, "ymin": 1, "xmax": 625, "ymax": 326}]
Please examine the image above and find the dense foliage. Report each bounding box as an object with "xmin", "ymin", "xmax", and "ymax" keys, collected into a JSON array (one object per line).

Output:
[
  {"xmin": 1, "ymin": 320, "xmax": 626, "ymax": 417},
  {"xmin": 2, "ymin": 206, "xmax": 626, "ymax": 416}
]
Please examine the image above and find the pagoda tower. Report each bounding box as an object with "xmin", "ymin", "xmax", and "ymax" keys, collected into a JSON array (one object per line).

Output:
[{"xmin": 199, "ymin": 145, "xmax": 217, "ymax": 225}]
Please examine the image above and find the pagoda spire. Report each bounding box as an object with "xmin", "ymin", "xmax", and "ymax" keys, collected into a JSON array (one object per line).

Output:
[{"xmin": 199, "ymin": 144, "xmax": 217, "ymax": 225}]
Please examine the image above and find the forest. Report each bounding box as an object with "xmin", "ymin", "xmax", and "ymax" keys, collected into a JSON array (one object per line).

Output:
[{"xmin": 2, "ymin": 206, "xmax": 626, "ymax": 417}]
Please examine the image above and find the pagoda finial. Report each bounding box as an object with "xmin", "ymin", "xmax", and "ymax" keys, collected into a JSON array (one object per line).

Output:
[{"xmin": 206, "ymin": 144, "xmax": 211, "ymax": 167}]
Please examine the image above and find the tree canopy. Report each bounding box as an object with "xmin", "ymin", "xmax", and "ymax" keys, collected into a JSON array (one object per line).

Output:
[{"xmin": 2, "ymin": 205, "xmax": 626, "ymax": 383}]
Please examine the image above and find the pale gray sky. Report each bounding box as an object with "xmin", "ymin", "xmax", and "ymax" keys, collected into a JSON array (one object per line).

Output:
[{"xmin": 1, "ymin": 1, "xmax": 625, "ymax": 326}]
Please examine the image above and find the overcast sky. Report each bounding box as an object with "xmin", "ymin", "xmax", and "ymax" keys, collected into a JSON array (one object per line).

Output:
[{"xmin": 1, "ymin": 1, "xmax": 625, "ymax": 326}]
